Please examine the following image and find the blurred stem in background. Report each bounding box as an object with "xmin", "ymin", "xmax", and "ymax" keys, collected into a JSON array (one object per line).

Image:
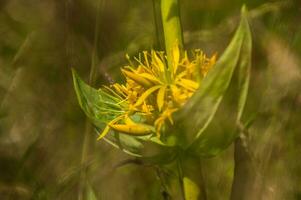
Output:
[
  {"xmin": 230, "ymin": 137, "xmax": 256, "ymax": 200},
  {"xmin": 152, "ymin": 0, "xmax": 165, "ymax": 50},
  {"xmin": 159, "ymin": 0, "xmax": 205, "ymax": 199},
  {"xmin": 78, "ymin": 0, "xmax": 104, "ymax": 200}
]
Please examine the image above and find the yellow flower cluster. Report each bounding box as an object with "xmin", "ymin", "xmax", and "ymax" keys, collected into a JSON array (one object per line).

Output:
[{"xmin": 98, "ymin": 44, "xmax": 216, "ymax": 139}]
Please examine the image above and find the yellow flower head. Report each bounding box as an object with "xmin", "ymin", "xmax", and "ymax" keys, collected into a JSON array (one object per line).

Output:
[{"xmin": 98, "ymin": 44, "xmax": 216, "ymax": 140}]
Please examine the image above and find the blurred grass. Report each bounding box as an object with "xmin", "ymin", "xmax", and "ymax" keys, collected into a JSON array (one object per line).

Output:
[{"xmin": 0, "ymin": 0, "xmax": 300, "ymax": 199}]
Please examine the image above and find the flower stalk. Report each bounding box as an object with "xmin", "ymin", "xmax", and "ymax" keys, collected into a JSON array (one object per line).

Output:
[
  {"xmin": 160, "ymin": 0, "xmax": 204, "ymax": 199},
  {"xmin": 161, "ymin": 0, "xmax": 184, "ymax": 82}
]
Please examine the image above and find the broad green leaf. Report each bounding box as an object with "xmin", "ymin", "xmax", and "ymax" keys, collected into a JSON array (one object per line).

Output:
[
  {"xmin": 72, "ymin": 69, "xmax": 123, "ymax": 127},
  {"xmin": 173, "ymin": 6, "xmax": 251, "ymax": 149},
  {"xmin": 191, "ymin": 7, "xmax": 252, "ymax": 157}
]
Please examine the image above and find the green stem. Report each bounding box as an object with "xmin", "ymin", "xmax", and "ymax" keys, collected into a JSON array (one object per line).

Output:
[{"xmin": 160, "ymin": 0, "xmax": 183, "ymax": 82}]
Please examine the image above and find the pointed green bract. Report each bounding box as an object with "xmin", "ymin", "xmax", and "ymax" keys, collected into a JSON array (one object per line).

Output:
[
  {"xmin": 173, "ymin": 7, "xmax": 252, "ymax": 152},
  {"xmin": 237, "ymin": 6, "xmax": 252, "ymax": 123},
  {"xmin": 72, "ymin": 70, "xmax": 148, "ymax": 155},
  {"xmin": 72, "ymin": 69, "xmax": 124, "ymax": 127},
  {"xmin": 192, "ymin": 7, "xmax": 252, "ymax": 157}
]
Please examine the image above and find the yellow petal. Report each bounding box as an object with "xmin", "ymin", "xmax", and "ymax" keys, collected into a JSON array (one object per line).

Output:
[
  {"xmin": 152, "ymin": 51, "xmax": 165, "ymax": 72},
  {"xmin": 177, "ymin": 78, "xmax": 199, "ymax": 91},
  {"xmin": 173, "ymin": 42, "xmax": 180, "ymax": 74},
  {"xmin": 154, "ymin": 118, "xmax": 164, "ymax": 135},
  {"xmin": 112, "ymin": 84, "xmax": 127, "ymax": 97},
  {"xmin": 134, "ymin": 85, "xmax": 161, "ymax": 107},
  {"xmin": 174, "ymin": 70, "xmax": 187, "ymax": 81},
  {"xmin": 121, "ymin": 69, "xmax": 152, "ymax": 87},
  {"xmin": 143, "ymin": 51, "xmax": 150, "ymax": 67},
  {"xmin": 157, "ymin": 86, "xmax": 166, "ymax": 111},
  {"xmin": 103, "ymin": 85, "xmax": 119, "ymax": 97},
  {"xmin": 210, "ymin": 53, "xmax": 217, "ymax": 64},
  {"xmin": 97, "ymin": 125, "xmax": 110, "ymax": 140},
  {"xmin": 168, "ymin": 113, "xmax": 175, "ymax": 124},
  {"xmin": 139, "ymin": 73, "xmax": 162, "ymax": 84},
  {"xmin": 110, "ymin": 124, "xmax": 153, "ymax": 135},
  {"xmin": 141, "ymin": 102, "xmax": 153, "ymax": 114},
  {"xmin": 98, "ymin": 115, "xmax": 128, "ymax": 140},
  {"xmin": 124, "ymin": 116, "xmax": 136, "ymax": 125}
]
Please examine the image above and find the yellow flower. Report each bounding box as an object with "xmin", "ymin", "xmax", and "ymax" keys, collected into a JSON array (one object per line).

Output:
[{"xmin": 98, "ymin": 43, "xmax": 216, "ymax": 139}]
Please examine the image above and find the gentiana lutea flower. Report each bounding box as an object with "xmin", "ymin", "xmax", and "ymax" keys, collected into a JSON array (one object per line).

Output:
[{"xmin": 98, "ymin": 43, "xmax": 216, "ymax": 140}]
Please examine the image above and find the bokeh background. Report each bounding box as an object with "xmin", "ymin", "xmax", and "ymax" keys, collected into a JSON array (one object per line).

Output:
[{"xmin": 0, "ymin": 0, "xmax": 300, "ymax": 199}]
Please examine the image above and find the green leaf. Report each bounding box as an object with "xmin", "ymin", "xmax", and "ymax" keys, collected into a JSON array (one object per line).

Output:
[
  {"xmin": 192, "ymin": 7, "xmax": 252, "ymax": 157},
  {"xmin": 72, "ymin": 69, "xmax": 123, "ymax": 127},
  {"xmin": 174, "ymin": 6, "xmax": 252, "ymax": 149},
  {"xmin": 237, "ymin": 6, "xmax": 252, "ymax": 122},
  {"xmin": 71, "ymin": 70, "xmax": 148, "ymax": 156}
]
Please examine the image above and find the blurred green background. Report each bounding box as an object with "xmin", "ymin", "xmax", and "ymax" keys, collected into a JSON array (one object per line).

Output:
[{"xmin": 0, "ymin": 0, "xmax": 300, "ymax": 199}]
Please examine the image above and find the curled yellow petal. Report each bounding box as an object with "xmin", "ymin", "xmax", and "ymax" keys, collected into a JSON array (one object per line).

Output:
[
  {"xmin": 134, "ymin": 85, "xmax": 161, "ymax": 107},
  {"xmin": 121, "ymin": 69, "xmax": 153, "ymax": 87},
  {"xmin": 177, "ymin": 78, "xmax": 199, "ymax": 91},
  {"xmin": 110, "ymin": 124, "xmax": 153, "ymax": 135},
  {"xmin": 112, "ymin": 83, "xmax": 127, "ymax": 97},
  {"xmin": 157, "ymin": 86, "xmax": 166, "ymax": 111},
  {"xmin": 172, "ymin": 42, "xmax": 180, "ymax": 74},
  {"xmin": 139, "ymin": 73, "xmax": 162, "ymax": 84},
  {"xmin": 124, "ymin": 116, "xmax": 136, "ymax": 125},
  {"xmin": 143, "ymin": 51, "xmax": 150, "ymax": 67},
  {"xmin": 97, "ymin": 125, "xmax": 110, "ymax": 140},
  {"xmin": 97, "ymin": 114, "xmax": 126, "ymax": 140},
  {"xmin": 210, "ymin": 53, "xmax": 217, "ymax": 64},
  {"xmin": 152, "ymin": 51, "xmax": 165, "ymax": 72}
]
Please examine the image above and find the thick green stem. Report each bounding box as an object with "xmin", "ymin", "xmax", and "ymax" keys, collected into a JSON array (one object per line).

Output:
[{"xmin": 160, "ymin": 0, "xmax": 183, "ymax": 82}]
